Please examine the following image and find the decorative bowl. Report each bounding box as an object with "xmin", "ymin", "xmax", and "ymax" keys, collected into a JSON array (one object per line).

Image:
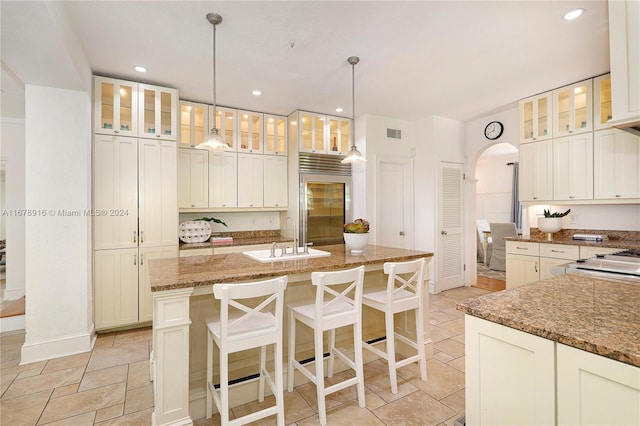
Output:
[
  {"xmin": 178, "ymin": 220, "xmax": 212, "ymax": 243},
  {"xmin": 538, "ymin": 217, "xmax": 562, "ymax": 234}
]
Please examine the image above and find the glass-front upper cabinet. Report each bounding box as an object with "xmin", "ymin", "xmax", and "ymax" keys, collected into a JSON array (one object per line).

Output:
[
  {"xmin": 518, "ymin": 92, "xmax": 552, "ymax": 143},
  {"xmin": 179, "ymin": 101, "xmax": 208, "ymax": 147},
  {"xmin": 138, "ymin": 83, "xmax": 178, "ymax": 140},
  {"xmin": 553, "ymin": 79, "xmax": 593, "ymax": 137},
  {"xmin": 264, "ymin": 114, "xmax": 287, "ymax": 155},
  {"xmin": 94, "ymin": 76, "xmax": 138, "ymax": 137},
  {"xmin": 237, "ymin": 110, "xmax": 263, "ymax": 153},
  {"xmin": 327, "ymin": 116, "xmax": 351, "ymax": 156},
  {"xmin": 208, "ymin": 106, "xmax": 236, "ymax": 150},
  {"xmin": 298, "ymin": 112, "xmax": 327, "ymax": 153},
  {"xmin": 593, "ymin": 74, "xmax": 612, "ymax": 130}
]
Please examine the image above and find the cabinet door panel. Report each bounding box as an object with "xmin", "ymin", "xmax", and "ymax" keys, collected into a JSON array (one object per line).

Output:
[
  {"xmin": 138, "ymin": 84, "xmax": 178, "ymax": 140},
  {"xmin": 553, "ymin": 133, "xmax": 593, "ymax": 200},
  {"xmin": 178, "ymin": 148, "xmax": 208, "ymax": 208},
  {"xmin": 263, "ymin": 155, "xmax": 288, "ymax": 208},
  {"xmin": 139, "ymin": 246, "xmax": 178, "ymax": 323},
  {"xmin": 93, "ymin": 135, "xmax": 139, "ymax": 249},
  {"xmin": 94, "ymin": 248, "xmax": 139, "ymax": 329},
  {"xmin": 209, "ymin": 152, "xmax": 237, "ymax": 208},
  {"xmin": 94, "ymin": 76, "xmax": 138, "ymax": 137},
  {"xmin": 594, "ymin": 129, "xmax": 640, "ymax": 199},
  {"xmin": 237, "ymin": 154, "xmax": 264, "ymax": 208},
  {"xmin": 139, "ymin": 140, "xmax": 177, "ymax": 247},
  {"xmin": 519, "ymin": 141, "xmax": 553, "ymax": 202},
  {"xmin": 506, "ymin": 254, "xmax": 539, "ymax": 289}
]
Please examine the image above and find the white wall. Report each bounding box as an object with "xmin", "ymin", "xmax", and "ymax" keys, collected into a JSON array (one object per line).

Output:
[
  {"xmin": 476, "ymin": 149, "xmax": 519, "ymax": 222},
  {"xmin": 21, "ymin": 85, "xmax": 93, "ymax": 363},
  {"xmin": 529, "ymin": 204, "xmax": 640, "ymax": 231}
]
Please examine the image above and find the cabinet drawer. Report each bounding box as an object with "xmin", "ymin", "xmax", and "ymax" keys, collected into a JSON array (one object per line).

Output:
[
  {"xmin": 506, "ymin": 241, "xmax": 540, "ymax": 256},
  {"xmin": 540, "ymin": 244, "xmax": 579, "ymax": 260}
]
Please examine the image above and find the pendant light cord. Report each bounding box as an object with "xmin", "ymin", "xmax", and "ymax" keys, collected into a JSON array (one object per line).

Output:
[{"xmin": 212, "ymin": 20, "xmax": 217, "ymax": 125}]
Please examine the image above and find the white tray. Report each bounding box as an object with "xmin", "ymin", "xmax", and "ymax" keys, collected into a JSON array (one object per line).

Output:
[{"xmin": 178, "ymin": 220, "xmax": 211, "ymax": 243}]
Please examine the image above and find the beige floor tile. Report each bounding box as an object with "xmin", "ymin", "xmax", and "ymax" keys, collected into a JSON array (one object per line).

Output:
[
  {"xmin": 0, "ymin": 345, "xmax": 21, "ymax": 366},
  {"xmin": 94, "ymin": 406, "xmax": 152, "ymax": 425},
  {"xmin": 282, "ymin": 389, "xmax": 316, "ymax": 423},
  {"xmin": 0, "ymin": 330, "xmax": 25, "ymax": 346},
  {"xmin": 373, "ymin": 390, "xmax": 456, "ymax": 425},
  {"xmin": 439, "ymin": 318, "xmax": 465, "ymax": 335},
  {"xmin": 0, "ymin": 389, "xmax": 51, "ymax": 425},
  {"xmin": 51, "ymin": 383, "xmax": 79, "ymax": 398},
  {"xmin": 451, "ymin": 333, "xmax": 465, "ymax": 344},
  {"xmin": 442, "ymin": 307, "xmax": 465, "ymax": 318},
  {"xmin": 1, "ymin": 371, "xmax": 18, "ymax": 396},
  {"xmin": 296, "ymin": 369, "xmax": 362, "ymax": 412},
  {"xmin": 78, "ymin": 364, "xmax": 128, "ymax": 392},
  {"xmin": 441, "ymin": 414, "xmax": 463, "ymax": 426},
  {"xmin": 433, "ymin": 351, "xmax": 455, "ymax": 364},
  {"xmin": 363, "ymin": 389, "xmax": 386, "ymax": 410},
  {"xmin": 113, "ymin": 327, "xmax": 152, "ymax": 347},
  {"xmin": 0, "ymin": 359, "xmax": 48, "ymax": 377},
  {"xmin": 409, "ymin": 359, "xmax": 465, "ymax": 401},
  {"xmin": 362, "ymin": 358, "xmax": 388, "ymax": 380},
  {"xmin": 16, "ymin": 365, "xmax": 46, "ymax": 379},
  {"xmin": 95, "ymin": 404, "xmax": 124, "ymax": 423},
  {"xmin": 364, "ymin": 370, "xmax": 418, "ymax": 404},
  {"xmin": 430, "ymin": 311, "xmax": 458, "ymax": 325},
  {"xmin": 86, "ymin": 341, "xmax": 149, "ymax": 373},
  {"xmin": 3, "ymin": 366, "xmax": 84, "ymax": 399},
  {"xmin": 230, "ymin": 394, "xmax": 278, "ymax": 425},
  {"xmin": 434, "ymin": 339, "xmax": 465, "ymax": 359},
  {"xmin": 39, "ymin": 382, "xmax": 126, "ymax": 424},
  {"xmin": 430, "ymin": 297, "xmax": 459, "ymax": 311},
  {"xmin": 429, "ymin": 324, "xmax": 458, "ymax": 343},
  {"xmin": 192, "ymin": 413, "xmax": 223, "ymax": 425},
  {"xmin": 126, "ymin": 359, "xmax": 150, "ymax": 390},
  {"xmin": 447, "ymin": 356, "xmax": 465, "ymax": 373},
  {"xmin": 39, "ymin": 410, "xmax": 96, "ymax": 425},
  {"xmin": 440, "ymin": 388, "xmax": 465, "ymax": 415},
  {"xmin": 94, "ymin": 332, "xmax": 115, "ymax": 349},
  {"xmin": 298, "ymin": 400, "xmax": 385, "ymax": 425},
  {"xmin": 123, "ymin": 383, "xmax": 153, "ymax": 414},
  {"xmin": 42, "ymin": 352, "xmax": 91, "ymax": 374}
]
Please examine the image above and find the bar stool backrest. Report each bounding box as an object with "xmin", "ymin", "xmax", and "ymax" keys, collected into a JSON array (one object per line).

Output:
[
  {"xmin": 310, "ymin": 266, "xmax": 365, "ymax": 331},
  {"xmin": 383, "ymin": 258, "xmax": 426, "ymax": 310}
]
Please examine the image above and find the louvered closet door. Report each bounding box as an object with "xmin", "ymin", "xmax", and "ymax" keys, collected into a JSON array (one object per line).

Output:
[{"xmin": 438, "ymin": 162, "xmax": 464, "ymax": 292}]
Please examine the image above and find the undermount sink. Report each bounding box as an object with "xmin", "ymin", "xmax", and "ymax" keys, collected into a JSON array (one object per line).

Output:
[{"xmin": 243, "ymin": 247, "xmax": 331, "ymax": 263}]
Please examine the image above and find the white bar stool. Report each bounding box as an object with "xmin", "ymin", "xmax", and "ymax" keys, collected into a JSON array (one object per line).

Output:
[
  {"xmin": 362, "ymin": 258, "xmax": 427, "ymax": 394},
  {"xmin": 205, "ymin": 276, "xmax": 288, "ymax": 425},
  {"xmin": 287, "ymin": 266, "xmax": 366, "ymax": 425}
]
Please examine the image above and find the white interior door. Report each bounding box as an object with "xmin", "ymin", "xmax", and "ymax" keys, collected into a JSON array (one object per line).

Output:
[
  {"xmin": 438, "ymin": 162, "xmax": 464, "ymax": 292},
  {"xmin": 376, "ymin": 157, "xmax": 414, "ymax": 249}
]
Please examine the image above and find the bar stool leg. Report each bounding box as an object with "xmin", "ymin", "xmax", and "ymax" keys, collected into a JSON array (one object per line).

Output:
[
  {"xmin": 386, "ymin": 311, "xmax": 399, "ymax": 394},
  {"xmin": 206, "ymin": 331, "xmax": 213, "ymax": 419},
  {"xmin": 353, "ymin": 322, "xmax": 366, "ymax": 408},
  {"xmin": 328, "ymin": 328, "xmax": 335, "ymax": 378},
  {"xmin": 219, "ymin": 349, "xmax": 229, "ymax": 425},
  {"xmin": 287, "ymin": 310, "xmax": 296, "ymax": 392},
  {"xmin": 415, "ymin": 308, "xmax": 427, "ymax": 381},
  {"xmin": 259, "ymin": 345, "xmax": 267, "ymax": 402},
  {"xmin": 315, "ymin": 327, "xmax": 327, "ymax": 426},
  {"xmin": 275, "ymin": 338, "xmax": 285, "ymax": 425}
]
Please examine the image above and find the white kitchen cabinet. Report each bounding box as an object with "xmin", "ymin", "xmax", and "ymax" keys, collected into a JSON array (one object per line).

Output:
[
  {"xmin": 209, "ymin": 152, "xmax": 237, "ymax": 208},
  {"xmin": 579, "ymin": 246, "xmax": 623, "ymax": 259},
  {"xmin": 593, "ymin": 74, "xmax": 613, "ymax": 130},
  {"xmin": 519, "ymin": 140, "xmax": 553, "ymax": 202},
  {"xmin": 519, "ymin": 92, "xmax": 553, "ymax": 142},
  {"xmin": 263, "ymin": 155, "xmax": 288, "ymax": 208},
  {"xmin": 539, "ymin": 243, "xmax": 579, "ymax": 280},
  {"xmin": 327, "ymin": 116, "xmax": 351, "ymax": 156},
  {"xmin": 237, "ymin": 110, "xmax": 263, "ymax": 153},
  {"xmin": 94, "ymin": 248, "xmax": 140, "ymax": 329},
  {"xmin": 93, "ymin": 135, "xmax": 139, "ymax": 250},
  {"xmin": 553, "ymin": 79, "xmax": 593, "ymax": 137},
  {"xmin": 179, "ymin": 100, "xmax": 208, "ymax": 147},
  {"xmin": 209, "ymin": 106, "xmax": 237, "ymax": 151},
  {"xmin": 138, "ymin": 83, "xmax": 178, "ymax": 140},
  {"xmin": 594, "ymin": 128, "xmax": 640, "ymax": 200},
  {"xmin": 138, "ymin": 139, "xmax": 178, "ymax": 247},
  {"xmin": 557, "ymin": 343, "xmax": 640, "ymax": 425},
  {"xmin": 506, "ymin": 241, "xmax": 540, "ymax": 289},
  {"xmin": 295, "ymin": 111, "xmax": 328, "ymax": 153},
  {"xmin": 178, "ymin": 148, "xmax": 208, "ymax": 208},
  {"xmin": 263, "ymin": 114, "xmax": 288, "ymax": 155},
  {"xmin": 94, "ymin": 76, "xmax": 138, "ymax": 137},
  {"xmin": 237, "ymin": 153, "xmax": 264, "ymax": 208},
  {"xmin": 553, "ymin": 133, "xmax": 593, "ymax": 201},
  {"xmin": 138, "ymin": 246, "xmax": 178, "ymax": 323},
  {"xmin": 465, "ymin": 315, "xmax": 556, "ymax": 426}
]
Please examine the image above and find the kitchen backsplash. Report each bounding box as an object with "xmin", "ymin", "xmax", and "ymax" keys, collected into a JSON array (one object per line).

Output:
[{"xmin": 530, "ymin": 228, "xmax": 640, "ymax": 242}]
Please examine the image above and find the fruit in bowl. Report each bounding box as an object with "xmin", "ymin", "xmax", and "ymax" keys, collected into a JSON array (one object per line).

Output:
[{"xmin": 343, "ymin": 218, "xmax": 369, "ymax": 234}]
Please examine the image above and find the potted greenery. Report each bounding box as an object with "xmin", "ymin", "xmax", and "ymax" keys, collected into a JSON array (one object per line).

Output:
[
  {"xmin": 343, "ymin": 218, "xmax": 369, "ymax": 254},
  {"xmin": 538, "ymin": 209, "xmax": 570, "ymax": 240}
]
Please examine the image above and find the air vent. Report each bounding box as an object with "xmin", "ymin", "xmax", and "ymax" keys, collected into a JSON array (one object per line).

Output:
[
  {"xmin": 299, "ymin": 153, "xmax": 351, "ymax": 176},
  {"xmin": 387, "ymin": 128, "xmax": 402, "ymax": 139}
]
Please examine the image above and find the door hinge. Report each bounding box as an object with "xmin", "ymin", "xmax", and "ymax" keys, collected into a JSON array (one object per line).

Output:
[{"xmin": 464, "ymin": 264, "xmax": 466, "ymax": 271}]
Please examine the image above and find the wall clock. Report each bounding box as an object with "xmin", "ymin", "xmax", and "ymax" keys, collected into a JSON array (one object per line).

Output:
[{"xmin": 484, "ymin": 121, "xmax": 504, "ymax": 140}]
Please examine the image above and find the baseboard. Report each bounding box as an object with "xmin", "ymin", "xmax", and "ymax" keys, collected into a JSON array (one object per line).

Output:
[
  {"xmin": 20, "ymin": 326, "xmax": 96, "ymax": 365},
  {"xmin": 0, "ymin": 314, "xmax": 25, "ymax": 333}
]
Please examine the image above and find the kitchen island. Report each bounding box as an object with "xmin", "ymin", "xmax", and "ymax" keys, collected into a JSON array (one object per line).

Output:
[
  {"xmin": 149, "ymin": 244, "xmax": 433, "ymax": 425},
  {"xmin": 457, "ymin": 273, "xmax": 639, "ymax": 425}
]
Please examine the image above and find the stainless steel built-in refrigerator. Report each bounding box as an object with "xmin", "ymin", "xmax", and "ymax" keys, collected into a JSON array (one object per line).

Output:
[{"xmin": 298, "ymin": 154, "xmax": 352, "ymax": 246}]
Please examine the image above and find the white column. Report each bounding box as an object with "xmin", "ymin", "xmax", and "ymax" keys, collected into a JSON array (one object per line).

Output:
[
  {"xmin": 465, "ymin": 178, "xmax": 479, "ymax": 287},
  {"xmin": 20, "ymin": 85, "xmax": 94, "ymax": 364}
]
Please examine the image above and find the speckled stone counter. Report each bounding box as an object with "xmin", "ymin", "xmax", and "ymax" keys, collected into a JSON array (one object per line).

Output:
[
  {"xmin": 151, "ymin": 244, "xmax": 433, "ymax": 291},
  {"xmin": 179, "ymin": 230, "xmax": 293, "ymax": 251},
  {"xmin": 508, "ymin": 228, "xmax": 640, "ymax": 250},
  {"xmin": 457, "ymin": 273, "xmax": 640, "ymax": 367}
]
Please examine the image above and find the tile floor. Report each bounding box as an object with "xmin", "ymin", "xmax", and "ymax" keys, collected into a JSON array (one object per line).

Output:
[{"xmin": 0, "ymin": 286, "xmax": 491, "ymax": 425}]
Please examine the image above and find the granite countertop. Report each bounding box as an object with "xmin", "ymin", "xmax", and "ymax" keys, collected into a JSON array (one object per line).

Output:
[
  {"xmin": 504, "ymin": 236, "xmax": 640, "ymax": 250},
  {"xmin": 149, "ymin": 244, "xmax": 433, "ymax": 292},
  {"xmin": 179, "ymin": 230, "xmax": 293, "ymax": 250},
  {"xmin": 457, "ymin": 274, "xmax": 640, "ymax": 367}
]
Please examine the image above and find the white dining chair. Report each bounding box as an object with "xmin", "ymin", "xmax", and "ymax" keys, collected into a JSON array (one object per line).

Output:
[
  {"xmin": 287, "ymin": 266, "xmax": 366, "ymax": 425},
  {"xmin": 362, "ymin": 258, "xmax": 427, "ymax": 394},
  {"xmin": 205, "ymin": 276, "xmax": 288, "ymax": 425}
]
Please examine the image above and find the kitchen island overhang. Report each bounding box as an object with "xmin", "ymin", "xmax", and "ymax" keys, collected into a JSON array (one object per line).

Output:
[{"xmin": 148, "ymin": 244, "xmax": 433, "ymax": 426}]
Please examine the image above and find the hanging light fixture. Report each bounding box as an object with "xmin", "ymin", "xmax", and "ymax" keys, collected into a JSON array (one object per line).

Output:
[
  {"xmin": 341, "ymin": 56, "xmax": 366, "ymax": 164},
  {"xmin": 197, "ymin": 13, "xmax": 230, "ymax": 151}
]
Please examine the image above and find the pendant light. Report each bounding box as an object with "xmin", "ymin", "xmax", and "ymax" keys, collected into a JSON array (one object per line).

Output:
[
  {"xmin": 197, "ymin": 13, "xmax": 231, "ymax": 151},
  {"xmin": 341, "ymin": 56, "xmax": 367, "ymax": 164}
]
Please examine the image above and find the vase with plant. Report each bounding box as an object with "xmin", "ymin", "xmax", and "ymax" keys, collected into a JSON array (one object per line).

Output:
[
  {"xmin": 538, "ymin": 208, "xmax": 570, "ymax": 240},
  {"xmin": 343, "ymin": 218, "xmax": 369, "ymax": 254}
]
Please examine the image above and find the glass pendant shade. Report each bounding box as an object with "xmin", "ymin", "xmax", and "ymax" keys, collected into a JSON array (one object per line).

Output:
[
  {"xmin": 341, "ymin": 145, "xmax": 366, "ymax": 164},
  {"xmin": 341, "ymin": 56, "xmax": 366, "ymax": 164},
  {"xmin": 198, "ymin": 127, "xmax": 230, "ymax": 151}
]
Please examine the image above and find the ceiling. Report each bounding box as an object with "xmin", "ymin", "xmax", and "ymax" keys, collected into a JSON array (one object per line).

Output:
[{"xmin": 1, "ymin": 1, "xmax": 610, "ymax": 124}]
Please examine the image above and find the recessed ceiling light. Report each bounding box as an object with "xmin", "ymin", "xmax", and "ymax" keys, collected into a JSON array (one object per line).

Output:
[
  {"xmin": 252, "ymin": 90, "xmax": 262, "ymax": 96},
  {"xmin": 336, "ymin": 107, "xmax": 344, "ymax": 112},
  {"xmin": 134, "ymin": 66, "xmax": 148, "ymax": 73},
  {"xmin": 563, "ymin": 8, "xmax": 584, "ymax": 20}
]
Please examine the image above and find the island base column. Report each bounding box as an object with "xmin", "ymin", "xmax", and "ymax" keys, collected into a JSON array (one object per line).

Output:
[{"xmin": 152, "ymin": 288, "xmax": 194, "ymax": 426}]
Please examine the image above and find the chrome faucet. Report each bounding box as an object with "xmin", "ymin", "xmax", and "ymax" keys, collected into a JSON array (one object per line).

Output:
[{"xmin": 284, "ymin": 216, "xmax": 298, "ymax": 255}]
